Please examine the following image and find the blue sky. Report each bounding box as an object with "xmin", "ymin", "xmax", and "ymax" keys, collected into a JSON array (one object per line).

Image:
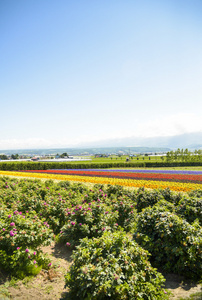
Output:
[{"xmin": 1, "ymin": 0, "xmax": 202, "ymax": 149}]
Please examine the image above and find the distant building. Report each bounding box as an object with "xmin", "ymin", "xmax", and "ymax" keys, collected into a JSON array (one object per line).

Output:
[{"xmin": 31, "ymin": 157, "xmax": 40, "ymax": 161}]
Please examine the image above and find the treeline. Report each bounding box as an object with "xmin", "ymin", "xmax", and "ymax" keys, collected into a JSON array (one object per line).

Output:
[
  {"xmin": 0, "ymin": 160, "xmax": 202, "ymax": 171},
  {"xmin": 166, "ymin": 148, "xmax": 202, "ymax": 162}
]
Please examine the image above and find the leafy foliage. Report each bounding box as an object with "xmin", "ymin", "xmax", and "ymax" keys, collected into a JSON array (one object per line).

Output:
[
  {"xmin": 65, "ymin": 230, "xmax": 170, "ymax": 300},
  {"xmin": 135, "ymin": 206, "xmax": 202, "ymax": 279}
]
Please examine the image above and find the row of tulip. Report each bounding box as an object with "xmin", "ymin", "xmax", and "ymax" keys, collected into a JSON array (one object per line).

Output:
[
  {"xmin": 51, "ymin": 169, "xmax": 202, "ymax": 174},
  {"xmin": 0, "ymin": 170, "xmax": 201, "ymax": 192},
  {"xmin": 19, "ymin": 169, "xmax": 202, "ymax": 183}
]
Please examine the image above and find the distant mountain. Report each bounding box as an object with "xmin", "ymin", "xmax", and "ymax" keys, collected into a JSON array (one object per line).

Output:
[
  {"xmin": 0, "ymin": 132, "xmax": 202, "ymax": 155},
  {"xmin": 0, "ymin": 147, "xmax": 170, "ymax": 156},
  {"xmin": 75, "ymin": 132, "xmax": 202, "ymax": 150}
]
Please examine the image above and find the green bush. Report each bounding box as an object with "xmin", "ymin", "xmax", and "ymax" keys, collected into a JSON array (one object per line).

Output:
[
  {"xmin": 58, "ymin": 200, "xmax": 118, "ymax": 248},
  {"xmin": 136, "ymin": 187, "xmax": 164, "ymax": 212},
  {"xmin": 106, "ymin": 194, "xmax": 137, "ymax": 232},
  {"xmin": 65, "ymin": 230, "xmax": 170, "ymax": 300},
  {"xmin": 0, "ymin": 208, "xmax": 53, "ymax": 277},
  {"xmin": 176, "ymin": 196, "xmax": 202, "ymax": 225},
  {"xmin": 135, "ymin": 206, "xmax": 202, "ymax": 279}
]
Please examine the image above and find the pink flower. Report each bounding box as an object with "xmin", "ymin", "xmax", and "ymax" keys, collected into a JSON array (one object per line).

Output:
[
  {"xmin": 17, "ymin": 247, "xmax": 20, "ymax": 250},
  {"xmin": 25, "ymin": 248, "xmax": 29, "ymax": 253},
  {"xmin": 10, "ymin": 222, "xmax": 15, "ymax": 226},
  {"xmin": 33, "ymin": 260, "xmax": 36, "ymax": 264},
  {"xmin": 66, "ymin": 242, "xmax": 71, "ymax": 246},
  {"xmin": 71, "ymin": 221, "xmax": 75, "ymax": 225},
  {"xmin": 33, "ymin": 251, "xmax": 36, "ymax": 255},
  {"xmin": 10, "ymin": 231, "xmax": 14, "ymax": 236},
  {"xmin": 8, "ymin": 215, "xmax": 11, "ymax": 218},
  {"xmin": 79, "ymin": 223, "xmax": 82, "ymax": 226},
  {"xmin": 48, "ymin": 263, "xmax": 52, "ymax": 266},
  {"xmin": 2, "ymin": 228, "xmax": 5, "ymax": 231}
]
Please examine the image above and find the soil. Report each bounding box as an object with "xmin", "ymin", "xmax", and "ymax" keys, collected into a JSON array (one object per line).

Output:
[{"xmin": 0, "ymin": 242, "xmax": 201, "ymax": 300}]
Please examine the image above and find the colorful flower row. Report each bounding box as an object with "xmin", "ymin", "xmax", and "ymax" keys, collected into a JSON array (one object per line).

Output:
[
  {"xmin": 0, "ymin": 170, "xmax": 201, "ymax": 192},
  {"xmin": 19, "ymin": 169, "xmax": 202, "ymax": 184},
  {"xmin": 51, "ymin": 169, "xmax": 202, "ymax": 175}
]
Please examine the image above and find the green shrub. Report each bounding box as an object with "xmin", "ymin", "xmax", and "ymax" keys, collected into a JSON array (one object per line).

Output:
[
  {"xmin": 135, "ymin": 206, "xmax": 202, "ymax": 279},
  {"xmin": 65, "ymin": 230, "xmax": 170, "ymax": 300},
  {"xmin": 58, "ymin": 201, "xmax": 118, "ymax": 248},
  {"xmin": 176, "ymin": 196, "xmax": 202, "ymax": 225},
  {"xmin": 0, "ymin": 208, "xmax": 53, "ymax": 278},
  {"xmin": 136, "ymin": 187, "xmax": 164, "ymax": 212},
  {"xmin": 106, "ymin": 194, "xmax": 137, "ymax": 232}
]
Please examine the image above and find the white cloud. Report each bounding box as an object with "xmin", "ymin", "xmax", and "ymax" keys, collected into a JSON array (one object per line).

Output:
[
  {"xmin": 134, "ymin": 113, "xmax": 202, "ymax": 138},
  {"xmin": 1, "ymin": 113, "xmax": 201, "ymax": 150}
]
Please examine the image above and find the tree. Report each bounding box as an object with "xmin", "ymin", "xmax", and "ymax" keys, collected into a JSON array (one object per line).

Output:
[
  {"xmin": 11, "ymin": 154, "xmax": 19, "ymax": 159},
  {"xmin": 0, "ymin": 155, "xmax": 8, "ymax": 160},
  {"xmin": 60, "ymin": 153, "xmax": 69, "ymax": 158}
]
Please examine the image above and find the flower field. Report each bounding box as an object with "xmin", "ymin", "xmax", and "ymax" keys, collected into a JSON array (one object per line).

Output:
[
  {"xmin": 0, "ymin": 168, "xmax": 202, "ymax": 192},
  {"xmin": 0, "ymin": 174, "xmax": 201, "ymax": 299}
]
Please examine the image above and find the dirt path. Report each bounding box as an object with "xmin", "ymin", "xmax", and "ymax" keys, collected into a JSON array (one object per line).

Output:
[
  {"xmin": 0, "ymin": 243, "xmax": 72, "ymax": 300},
  {"xmin": 0, "ymin": 242, "xmax": 201, "ymax": 300}
]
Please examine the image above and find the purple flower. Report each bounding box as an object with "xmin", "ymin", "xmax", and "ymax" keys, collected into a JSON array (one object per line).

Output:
[
  {"xmin": 48, "ymin": 263, "xmax": 52, "ymax": 266},
  {"xmin": 17, "ymin": 247, "xmax": 20, "ymax": 250},
  {"xmin": 10, "ymin": 222, "xmax": 15, "ymax": 226},
  {"xmin": 33, "ymin": 260, "xmax": 37, "ymax": 264},
  {"xmin": 66, "ymin": 242, "xmax": 71, "ymax": 246},
  {"xmin": 8, "ymin": 215, "xmax": 11, "ymax": 218},
  {"xmin": 25, "ymin": 248, "xmax": 29, "ymax": 253},
  {"xmin": 33, "ymin": 251, "xmax": 36, "ymax": 255},
  {"xmin": 79, "ymin": 223, "xmax": 82, "ymax": 226},
  {"xmin": 10, "ymin": 231, "xmax": 14, "ymax": 236},
  {"xmin": 71, "ymin": 221, "xmax": 75, "ymax": 225},
  {"xmin": 2, "ymin": 228, "xmax": 5, "ymax": 232}
]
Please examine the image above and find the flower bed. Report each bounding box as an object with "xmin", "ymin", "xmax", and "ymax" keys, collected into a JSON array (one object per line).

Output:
[{"xmin": 0, "ymin": 169, "xmax": 202, "ymax": 191}]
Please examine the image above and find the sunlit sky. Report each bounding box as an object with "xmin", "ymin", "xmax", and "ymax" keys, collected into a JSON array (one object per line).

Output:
[{"xmin": 1, "ymin": 0, "xmax": 202, "ymax": 150}]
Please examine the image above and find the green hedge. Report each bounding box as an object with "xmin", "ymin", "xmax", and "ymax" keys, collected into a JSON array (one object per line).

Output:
[{"xmin": 0, "ymin": 161, "xmax": 202, "ymax": 171}]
